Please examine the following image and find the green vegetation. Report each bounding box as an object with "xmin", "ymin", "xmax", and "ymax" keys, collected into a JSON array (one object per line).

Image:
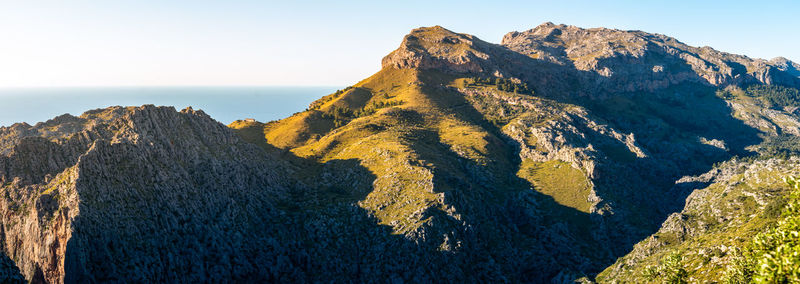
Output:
[
  {"xmin": 455, "ymin": 75, "xmax": 563, "ymax": 128},
  {"xmin": 320, "ymin": 100, "xmax": 405, "ymax": 127},
  {"xmin": 751, "ymin": 135, "xmax": 800, "ymax": 158},
  {"xmin": 517, "ymin": 159, "xmax": 593, "ymax": 213},
  {"xmin": 356, "ymin": 100, "xmax": 405, "ymax": 117},
  {"xmin": 747, "ymin": 85, "xmax": 800, "ymax": 108},
  {"xmin": 308, "ymin": 86, "xmax": 354, "ymax": 110},
  {"xmin": 596, "ymin": 159, "xmax": 799, "ymax": 282},
  {"xmin": 463, "ymin": 88, "xmax": 527, "ymax": 127},
  {"xmin": 643, "ymin": 251, "xmax": 689, "ymax": 284},
  {"xmin": 723, "ymin": 248, "xmax": 754, "ymax": 284},
  {"xmin": 623, "ymin": 172, "xmax": 800, "ymax": 283},
  {"xmin": 320, "ymin": 105, "xmax": 355, "ymax": 127},
  {"xmin": 467, "ymin": 77, "xmax": 534, "ymax": 95},
  {"xmin": 722, "ymin": 176, "xmax": 800, "ymax": 283},
  {"xmin": 225, "ymin": 23, "xmax": 800, "ymax": 282},
  {"xmin": 717, "ymin": 85, "xmax": 800, "ymax": 109}
]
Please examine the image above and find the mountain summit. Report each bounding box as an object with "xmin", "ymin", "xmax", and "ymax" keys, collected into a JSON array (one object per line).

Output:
[
  {"xmin": 2, "ymin": 23, "xmax": 800, "ymax": 283},
  {"xmin": 503, "ymin": 22, "xmax": 800, "ymax": 87}
]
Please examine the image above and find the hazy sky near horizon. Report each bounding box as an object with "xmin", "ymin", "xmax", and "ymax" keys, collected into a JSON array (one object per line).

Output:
[{"xmin": 1, "ymin": 0, "xmax": 797, "ymax": 87}]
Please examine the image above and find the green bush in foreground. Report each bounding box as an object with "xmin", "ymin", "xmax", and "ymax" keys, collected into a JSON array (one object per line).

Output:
[
  {"xmin": 643, "ymin": 251, "xmax": 689, "ymax": 284},
  {"xmin": 724, "ymin": 176, "xmax": 800, "ymax": 283}
]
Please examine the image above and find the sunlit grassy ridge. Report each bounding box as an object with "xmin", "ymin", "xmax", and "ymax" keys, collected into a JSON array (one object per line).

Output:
[
  {"xmin": 228, "ymin": 39, "xmax": 603, "ymax": 241},
  {"xmin": 229, "ymin": 66, "xmax": 517, "ymax": 232},
  {"xmin": 228, "ymin": 120, "xmax": 270, "ymax": 150},
  {"xmin": 228, "ymin": 67, "xmax": 441, "ymax": 234}
]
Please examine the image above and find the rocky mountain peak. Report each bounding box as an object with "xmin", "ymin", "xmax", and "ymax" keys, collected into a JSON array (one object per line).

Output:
[
  {"xmin": 381, "ymin": 25, "xmax": 495, "ymax": 73},
  {"xmin": 180, "ymin": 106, "xmax": 209, "ymax": 117},
  {"xmin": 769, "ymin": 56, "xmax": 800, "ymax": 76},
  {"xmin": 380, "ymin": 24, "xmax": 799, "ymax": 96},
  {"xmin": 502, "ymin": 23, "xmax": 651, "ymax": 62},
  {"xmin": 501, "ymin": 23, "xmax": 800, "ymax": 91}
]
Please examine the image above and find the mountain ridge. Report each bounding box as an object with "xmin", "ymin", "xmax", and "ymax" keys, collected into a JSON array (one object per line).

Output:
[
  {"xmin": 1, "ymin": 23, "xmax": 799, "ymax": 282},
  {"xmin": 232, "ymin": 23, "xmax": 800, "ymax": 281}
]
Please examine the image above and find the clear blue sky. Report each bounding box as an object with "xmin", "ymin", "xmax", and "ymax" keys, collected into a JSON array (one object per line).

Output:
[{"xmin": 1, "ymin": 0, "xmax": 797, "ymax": 87}]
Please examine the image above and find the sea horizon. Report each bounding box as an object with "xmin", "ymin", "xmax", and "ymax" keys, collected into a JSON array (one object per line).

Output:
[{"xmin": 0, "ymin": 86, "xmax": 342, "ymax": 127}]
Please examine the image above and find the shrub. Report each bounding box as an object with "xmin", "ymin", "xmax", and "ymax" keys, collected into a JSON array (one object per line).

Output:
[
  {"xmin": 723, "ymin": 248, "xmax": 753, "ymax": 284},
  {"xmin": 642, "ymin": 251, "xmax": 689, "ymax": 284},
  {"xmin": 469, "ymin": 76, "xmax": 534, "ymax": 95},
  {"xmin": 749, "ymin": 176, "xmax": 800, "ymax": 283},
  {"xmin": 724, "ymin": 176, "xmax": 800, "ymax": 283},
  {"xmin": 752, "ymin": 135, "xmax": 800, "ymax": 158},
  {"xmin": 746, "ymin": 85, "xmax": 800, "ymax": 108},
  {"xmin": 321, "ymin": 100, "xmax": 404, "ymax": 128}
]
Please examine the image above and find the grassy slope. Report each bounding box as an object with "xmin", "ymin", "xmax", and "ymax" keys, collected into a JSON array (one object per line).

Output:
[
  {"xmin": 228, "ymin": 27, "xmax": 606, "ymax": 278},
  {"xmin": 229, "ymin": 67, "xmax": 447, "ymax": 234},
  {"xmin": 225, "ymin": 25, "xmax": 800, "ymax": 281},
  {"xmin": 517, "ymin": 159, "xmax": 593, "ymax": 213},
  {"xmin": 230, "ymin": 64, "xmax": 595, "ymax": 239}
]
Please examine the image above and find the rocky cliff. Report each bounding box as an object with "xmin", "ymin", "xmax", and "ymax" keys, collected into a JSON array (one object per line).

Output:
[
  {"xmin": 0, "ymin": 106, "xmax": 298, "ymax": 282},
  {"xmin": 501, "ymin": 23, "xmax": 800, "ymax": 91}
]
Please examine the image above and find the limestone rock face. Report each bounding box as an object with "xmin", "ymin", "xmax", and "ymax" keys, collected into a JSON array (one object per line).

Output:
[
  {"xmin": 501, "ymin": 22, "xmax": 800, "ymax": 92},
  {"xmin": 382, "ymin": 26, "xmax": 485, "ymax": 73},
  {"xmin": 769, "ymin": 57, "xmax": 800, "ymax": 77},
  {"xmin": 0, "ymin": 106, "xmax": 292, "ymax": 283},
  {"xmin": 381, "ymin": 23, "xmax": 799, "ymax": 101},
  {"xmin": 381, "ymin": 26, "xmax": 510, "ymax": 75},
  {"xmin": 369, "ymin": 23, "xmax": 800, "ymax": 281}
]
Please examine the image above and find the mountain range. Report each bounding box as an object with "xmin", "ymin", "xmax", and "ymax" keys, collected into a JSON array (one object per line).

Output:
[{"xmin": 2, "ymin": 22, "xmax": 800, "ymax": 283}]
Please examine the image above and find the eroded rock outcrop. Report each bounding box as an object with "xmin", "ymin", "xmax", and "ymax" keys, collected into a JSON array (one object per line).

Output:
[
  {"xmin": 1, "ymin": 106, "xmax": 293, "ymax": 283},
  {"xmin": 501, "ymin": 22, "xmax": 800, "ymax": 92},
  {"xmin": 382, "ymin": 26, "xmax": 493, "ymax": 74}
]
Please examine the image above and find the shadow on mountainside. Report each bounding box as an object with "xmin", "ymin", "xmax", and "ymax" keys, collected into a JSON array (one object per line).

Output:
[
  {"xmin": 55, "ymin": 121, "xmax": 478, "ymax": 282},
  {"xmin": 500, "ymin": 42, "xmax": 763, "ymax": 258},
  {"xmin": 52, "ymin": 28, "xmax": 770, "ymax": 282},
  {"xmin": 229, "ymin": 107, "xmax": 600, "ymax": 280},
  {"xmin": 213, "ymin": 41, "xmax": 767, "ymax": 280},
  {"xmin": 0, "ymin": 61, "xmax": 767, "ymax": 282},
  {"xmin": 408, "ymin": 41, "xmax": 765, "ymax": 276},
  {"xmin": 55, "ymin": 111, "xmax": 583, "ymax": 283},
  {"xmin": 406, "ymin": 80, "xmax": 612, "ymax": 278},
  {"xmin": 405, "ymin": 127, "xmax": 603, "ymax": 280}
]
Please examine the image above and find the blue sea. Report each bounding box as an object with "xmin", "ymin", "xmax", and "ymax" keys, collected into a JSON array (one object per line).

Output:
[{"xmin": 0, "ymin": 86, "xmax": 340, "ymax": 127}]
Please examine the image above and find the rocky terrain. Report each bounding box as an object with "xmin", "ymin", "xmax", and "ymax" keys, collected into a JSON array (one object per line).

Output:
[
  {"xmin": 0, "ymin": 106, "xmax": 299, "ymax": 282},
  {"xmin": 501, "ymin": 23, "xmax": 800, "ymax": 91},
  {"xmin": 598, "ymin": 157, "xmax": 800, "ymax": 282},
  {"xmin": 1, "ymin": 23, "xmax": 799, "ymax": 283}
]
